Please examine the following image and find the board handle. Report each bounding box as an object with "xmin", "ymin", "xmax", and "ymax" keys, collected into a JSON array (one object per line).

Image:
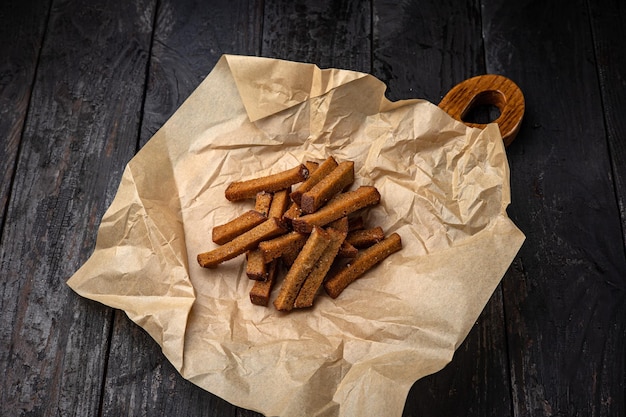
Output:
[{"xmin": 439, "ymin": 74, "xmax": 525, "ymax": 146}]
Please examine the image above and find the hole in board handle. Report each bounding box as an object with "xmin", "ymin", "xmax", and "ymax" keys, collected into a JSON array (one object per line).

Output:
[{"xmin": 461, "ymin": 90, "xmax": 505, "ymax": 125}]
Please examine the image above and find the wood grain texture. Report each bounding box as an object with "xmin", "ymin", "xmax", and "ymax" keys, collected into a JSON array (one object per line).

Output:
[
  {"xmin": 0, "ymin": 0, "xmax": 156, "ymax": 415},
  {"xmin": 589, "ymin": 0, "xmax": 626, "ymax": 247},
  {"xmin": 102, "ymin": 313, "xmax": 263, "ymax": 417},
  {"xmin": 262, "ymin": 0, "xmax": 371, "ymax": 72},
  {"xmin": 0, "ymin": 0, "xmax": 50, "ymax": 225},
  {"xmin": 438, "ymin": 74, "xmax": 525, "ymax": 145},
  {"xmin": 482, "ymin": 0, "xmax": 626, "ymax": 415},
  {"xmin": 372, "ymin": 0, "xmax": 485, "ymax": 103},
  {"xmin": 404, "ymin": 288, "xmax": 513, "ymax": 417},
  {"xmin": 139, "ymin": 0, "xmax": 264, "ymax": 147}
]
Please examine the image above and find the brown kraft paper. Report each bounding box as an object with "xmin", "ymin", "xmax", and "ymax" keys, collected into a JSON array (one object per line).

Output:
[{"xmin": 68, "ymin": 54, "xmax": 525, "ymax": 417}]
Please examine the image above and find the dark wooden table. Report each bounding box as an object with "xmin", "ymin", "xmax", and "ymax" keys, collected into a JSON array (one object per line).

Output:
[{"xmin": 2, "ymin": 0, "xmax": 625, "ymax": 416}]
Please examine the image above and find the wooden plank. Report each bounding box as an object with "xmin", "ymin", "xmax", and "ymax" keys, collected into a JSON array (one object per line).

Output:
[
  {"xmin": 372, "ymin": 1, "xmax": 513, "ymax": 416},
  {"xmin": 0, "ymin": 0, "xmax": 50, "ymax": 225},
  {"xmin": 588, "ymin": 3, "xmax": 626, "ymax": 415},
  {"xmin": 482, "ymin": 0, "xmax": 626, "ymax": 415},
  {"xmin": 372, "ymin": 0, "xmax": 487, "ymax": 103},
  {"xmin": 0, "ymin": 0, "xmax": 157, "ymax": 415},
  {"xmin": 138, "ymin": 0, "xmax": 264, "ymax": 147},
  {"xmin": 404, "ymin": 290, "xmax": 512, "ymax": 417},
  {"xmin": 262, "ymin": 0, "xmax": 371, "ymax": 72},
  {"xmin": 103, "ymin": 312, "xmax": 263, "ymax": 417},
  {"xmin": 100, "ymin": 1, "xmax": 265, "ymax": 416},
  {"xmin": 589, "ymin": 0, "xmax": 626, "ymax": 244}
]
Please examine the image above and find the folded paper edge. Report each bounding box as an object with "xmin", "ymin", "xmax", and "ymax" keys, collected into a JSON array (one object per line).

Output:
[
  {"xmin": 223, "ymin": 54, "xmax": 373, "ymax": 122},
  {"xmin": 67, "ymin": 161, "xmax": 196, "ymax": 372}
]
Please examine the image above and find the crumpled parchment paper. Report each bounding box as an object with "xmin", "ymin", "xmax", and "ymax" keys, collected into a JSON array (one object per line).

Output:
[{"xmin": 68, "ymin": 54, "xmax": 525, "ymax": 417}]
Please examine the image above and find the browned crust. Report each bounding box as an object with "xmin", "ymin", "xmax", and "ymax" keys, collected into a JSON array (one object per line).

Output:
[
  {"xmin": 273, "ymin": 227, "xmax": 331, "ymax": 311},
  {"xmin": 324, "ymin": 233, "xmax": 402, "ymax": 299},
  {"xmin": 292, "ymin": 186, "xmax": 381, "ymax": 233},
  {"xmin": 281, "ymin": 248, "xmax": 299, "ymax": 267},
  {"xmin": 300, "ymin": 161, "xmax": 354, "ymax": 214},
  {"xmin": 348, "ymin": 216, "xmax": 364, "ymax": 231},
  {"xmin": 293, "ymin": 227, "xmax": 347, "ymax": 308},
  {"xmin": 327, "ymin": 216, "xmax": 349, "ymax": 233},
  {"xmin": 250, "ymin": 260, "xmax": 279, "ymax": 306},
  {"xmin": 304, "ymin": 161, "xmax": 319, "ymax": 175},
  {"xmin": 290, "ymin": 156, "xmax": 338, "ymax": 206},
  {"xmin": 224, "ymin": 164, "xmax": 309, "ymax": 201},
  {"xmin": 258, "ymin": 231, "xmax": 308, "ymax": 263},
  {"xmin": 254, "ymin": 192, "xmax": 273, "ymax": 217},
  {"xmin": 337, "ymin": 241, "xmax": 358, "ymax": 258},
  {"xmin": 246, "ymin": 249, "xmax": 267, "ymax": 280},
  {"xmin": 282, "ymin": 202, "xmax": 302, "ymax": 225},
  {"xmin": 212, "ymin": 210, "xmax": 267, "ymax": 245},
  {"xmin": 346, "ymin": 226, "xmax": 385, "ymax": 248},
  {"xmin": 268, "ymin": 188, "xmax": 290, "ymax": 219},
  {"xmin": 198, "ymin": 218, "xmax": 287, "ymax": 268}
]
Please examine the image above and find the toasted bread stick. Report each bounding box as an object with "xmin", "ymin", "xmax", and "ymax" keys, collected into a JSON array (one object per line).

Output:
[
  {"xmin": 268, "ymin": 188, "xmax": 291, "ymax": 219},
  {"xmin": 274, "ymin": 227, "xmax": 331, "ymax": 311},
  {"xmin": 246, "ymin": 249, "xmax": 267, "ymax": 280},
  {"xmin": 290, "ymin": 156, "xmax": 338, "ymax": 206},
  {"xmin": 346, "ymin": 226, "xmax": 385, "ymax": 248},
  {"xmin": 198, "ymin": 218, "xmax": 287, "ymax": 268},
  {"xmin": 338, "ymin": 241, "xmax": 358, "ymax": 258},
  {"xmin": 212, "ymin": 210, "xmax": 267, "ymax": 245},
  {"xmin": 258, "ymin": 231, "xmax": 308, "ymax": 263},
  {"xmin": 281, "ymin": 252, "xmax": 297, "ymax": 267},
  {"xmin": 282, "ymin": 202, "xmax": 302, "ymax": 225},
  {"xmin": 294, "ymin": 227, "xmax": 346, "ymax": 308},
  {"xmin": 292, "ymin": 186, "xmax": 381, "ymax": 233},
  {"xmin": 250, "ymin": 260, "xmax": 279, "ymax": 306},
  {"xmin": 304, "ymin": 161, "xmax": 319, "ymax": 175},
  {"xmin": 254, "ymin": 192, "xmax": 273, "ymax": 216},
  {"xmin": 300, "ymin": 161, "xmax": 354, "ymax": 214},
  {"xmin": 328, "ymin": 217, "xmax": 356, "ymax": 257},
  {"xmin": 225, "ymin": 164, "xmax": 309, "ymax": 201},
  {"xmin": 327, "ymin": 216, "xmax": 349, "ymax": 233},
  {"xmin": 348, "ymin": 216, "xmax": 365, "ymax": 231},
  {"xmin": 324, "ymin": 233, "xmax": 402, "ymax": 298}
]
